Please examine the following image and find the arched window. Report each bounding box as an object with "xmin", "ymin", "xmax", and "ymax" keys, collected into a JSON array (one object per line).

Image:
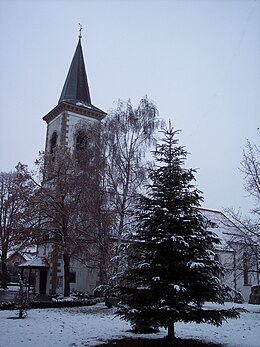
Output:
[
  {"xmin": 50, "ymin": 131, "xmax": 58, "ymax": 154},
  {"xmin": 75, "ymin": 130, "xmax": 87, "ymax": 151}
]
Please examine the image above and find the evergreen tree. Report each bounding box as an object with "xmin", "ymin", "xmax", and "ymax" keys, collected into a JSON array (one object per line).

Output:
[{"xmin": 116, "ymin": 128, "xmax": 240, "ymax": 340}]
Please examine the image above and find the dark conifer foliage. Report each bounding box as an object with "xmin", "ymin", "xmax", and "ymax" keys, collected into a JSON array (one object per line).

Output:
[{"xmin": 116, "ymin": 128, "xmax": 240, "ymax": 339}]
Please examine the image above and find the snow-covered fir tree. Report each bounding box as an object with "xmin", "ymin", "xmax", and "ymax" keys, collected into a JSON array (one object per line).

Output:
[{"xmin": 116, "ymin": 127, "xmax": 240, "ymax": 339}]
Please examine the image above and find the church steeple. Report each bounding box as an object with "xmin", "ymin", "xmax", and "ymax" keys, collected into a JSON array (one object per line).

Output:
[
  {"xmin": 40, "ymin": 31, "xmax": 106, "ymax": 297},
  {"xmin": 43, "ymin": 35, "xmax": 106, "ymax": 125},
  {"xmin": 58, "ymin": 37, "xmax": 91, "ymax": 105}
]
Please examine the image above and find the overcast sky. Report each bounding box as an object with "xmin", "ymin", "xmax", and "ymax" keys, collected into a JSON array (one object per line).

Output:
[{"xmin": 0, "ymin": 0, "xmax": 259, "ymax": 214}]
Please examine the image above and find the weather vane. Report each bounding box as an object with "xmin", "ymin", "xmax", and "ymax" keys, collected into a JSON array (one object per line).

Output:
[{"xmin": 78, "ymin": 23, "xmax": 83, "ymax": 39}]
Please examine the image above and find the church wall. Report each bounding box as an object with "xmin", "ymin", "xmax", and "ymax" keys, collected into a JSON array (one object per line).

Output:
[
  {"xmin": 216, "ymin": 249, "xmax": 235, "ymax": 289},
  {"xmin": 200, "ymin": 209, "xmax": 258, "ymax": 303},
  {"xmin": 231, "ymin": 245, "xmax": 258, "ymax": 302},
  {"xmin": 69, "ymin": 258, "xmax": 99, "ymax": 294},
  {"xmin": 216, "ymin": 247, "xmax": 258, "ymax": 302},
  {"xmin": 36, "ymin": 243, "xmax": 99, "ymax": 295}
]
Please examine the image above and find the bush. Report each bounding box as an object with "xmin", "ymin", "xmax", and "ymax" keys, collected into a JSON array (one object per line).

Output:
[{"xmin": 0, "ymin": 297, "xmax": 103, "ymax": 311}]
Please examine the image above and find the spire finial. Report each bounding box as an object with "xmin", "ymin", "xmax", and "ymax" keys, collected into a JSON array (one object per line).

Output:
[{"xmin": 78, "ymin": 23, "xmax": 83, "ymax": 39}]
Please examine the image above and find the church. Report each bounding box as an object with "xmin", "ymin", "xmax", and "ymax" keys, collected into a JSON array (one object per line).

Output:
[{"xmin": 19, "ymin": 33, "xmax": 259, "ymax": 303}]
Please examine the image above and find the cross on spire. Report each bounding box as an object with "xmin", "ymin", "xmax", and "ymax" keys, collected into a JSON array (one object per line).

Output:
[{"xmin": 78, "ymin": 23, "xmax": 82, "ymax": 39}]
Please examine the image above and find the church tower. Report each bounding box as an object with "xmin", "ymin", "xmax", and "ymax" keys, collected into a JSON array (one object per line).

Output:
[
  {"xmin": 36, "ymin": 33, "xmax": 106, "ymax": 296},
  {"xmin": 43, "ymin": 34, "xmax": 106, "ymax": 154}
]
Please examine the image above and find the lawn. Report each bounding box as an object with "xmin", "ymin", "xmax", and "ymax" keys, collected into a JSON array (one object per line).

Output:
[{"xmin": 0, "ymin": 302, "xmax": 259, "ymax": 347}]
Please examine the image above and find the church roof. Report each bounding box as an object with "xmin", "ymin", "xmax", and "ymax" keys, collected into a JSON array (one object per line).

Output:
[
  {"xmin": 58, "ymin": 38, "xmax": 91, "ymax": 105},
  {"xmin": 198, "ymin": 208, "xmax": 244, "ymax": 251}
]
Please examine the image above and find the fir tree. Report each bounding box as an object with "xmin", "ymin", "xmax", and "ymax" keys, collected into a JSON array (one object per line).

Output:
[{"xmin": 116, "ymin": 128, "xmax": 240, "ymax": 340}]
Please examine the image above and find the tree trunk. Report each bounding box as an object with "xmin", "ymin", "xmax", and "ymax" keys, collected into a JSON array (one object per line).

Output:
[
  {"xmin": 63, "ymin": 253, "xmax": 70, "ymax": 297},
  {"xmin": 1, "ymin": 252, "xmax": 8, "ymax": 289},
  {"xmin": 167, "ymin": 319, "xmax": 175, "ymax": 340},
  {"xmin": 97, "ymin": 193, "xmax": 109, "ymax": 286},
  {"xmin": 99, "ymin": 249, "xmax": 108, "ymax": 285}
]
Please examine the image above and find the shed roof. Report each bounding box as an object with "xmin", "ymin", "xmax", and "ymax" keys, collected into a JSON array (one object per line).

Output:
[{"xmin": 18, "ymin": 256, "xmax": 50, "ymax": 269}]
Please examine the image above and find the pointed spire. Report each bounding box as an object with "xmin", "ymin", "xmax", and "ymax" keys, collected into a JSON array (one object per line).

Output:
[{"xmin": 58, "ymin": 35, "xmax": 91, "ymax": 105}]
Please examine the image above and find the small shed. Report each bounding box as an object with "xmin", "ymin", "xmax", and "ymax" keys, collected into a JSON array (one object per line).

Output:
[{"xmin": 19, "ymin": 257, "xmax": 49, "ymax": 294}]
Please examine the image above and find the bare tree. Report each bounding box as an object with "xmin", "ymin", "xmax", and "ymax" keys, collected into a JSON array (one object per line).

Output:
[
  {"xmin": 73, "ymin": 121, "xmax": 115, "ymax": 288},
  {"xmin": 46, "ymin": 148, "xmax": 97, "ymax": 295},
  {"xmin": 241, "ymin": 139, "xmax": 260, "ymax": 215},
  {"xmin": 29, "ymin": 122, "xmax": 104, "ymax": 296},
  {"xmin": 78, "ymin": 183, "xmax": 115, "ymax": 287},
  {"xmin": 0, "ymin": 165, "xmax": 35, "ymax": 288},
  {"xmin": 102, "ymin": 96, "xmax": 163, "ymax": 277},
  {"xmin": 225, "ymin": 138, "xmax": 260, "ymax": 284}
]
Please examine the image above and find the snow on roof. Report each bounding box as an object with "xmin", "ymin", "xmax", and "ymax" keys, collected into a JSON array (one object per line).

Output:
[
  {"xmin": 23, "ymin": 253, "xmax": 35, "ymax": 261},
  {"xmin": 7, "ymin": 250, "xmax": 35, "ymax": 260},
  {"xmin": 7, "ymin": 248, "xmax": 37, "ymax": 262},
  {"xmin": 18, "ymin": 256, "xmax": 49, "ymax": 268}
]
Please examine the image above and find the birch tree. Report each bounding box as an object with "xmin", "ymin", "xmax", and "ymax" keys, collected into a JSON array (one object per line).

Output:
[{"xmin": 102, "ymin": 96, "xmax": 163, "ymax": 276}]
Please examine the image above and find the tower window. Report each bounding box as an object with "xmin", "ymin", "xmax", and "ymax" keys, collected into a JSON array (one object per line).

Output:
[{"xmin": 50, "ymin": 131, "xmax": 58, "ymax": 154}]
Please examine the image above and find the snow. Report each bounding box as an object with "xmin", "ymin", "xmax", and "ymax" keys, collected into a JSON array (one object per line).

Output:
[
  {"xmin": 137, "ymin": 263, "xmax": 150, "ymax": 269},
  {"xmin": 18, "ymin": 256, "xmax": 49, "ymax": 268},
  {"xmin": 76, "ymin": 102, "xmax": 92, "ymax": 109},
  {"xmin": 188, "ymin": 262, "xmax": 205, "ymax": 268},
  {"xmin": 0, "ymin": 285, "xmax": 20, "ymax": 292},
  {"xmin": 172, "ymin": 284, "xmax": 186, "ymax": 292},
  {"xmin": 0, "ymin": 302, "xmax": 259, "ymax": 347}
]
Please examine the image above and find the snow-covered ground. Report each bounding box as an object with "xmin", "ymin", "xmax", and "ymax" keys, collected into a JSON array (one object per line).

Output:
[{"xmin": 0, "ymin": 302, "xmax": 259, "ymax": 347}]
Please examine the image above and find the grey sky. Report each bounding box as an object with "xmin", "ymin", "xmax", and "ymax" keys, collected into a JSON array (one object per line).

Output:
[{"xmin": 0, "ymin": 0, "xmax": 259, "ymax": 214}]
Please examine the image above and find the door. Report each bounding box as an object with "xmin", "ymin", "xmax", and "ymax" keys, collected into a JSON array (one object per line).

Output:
[{"xmin": 39, "ymin": 269, "xmax": 47, "ymax": 295}]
